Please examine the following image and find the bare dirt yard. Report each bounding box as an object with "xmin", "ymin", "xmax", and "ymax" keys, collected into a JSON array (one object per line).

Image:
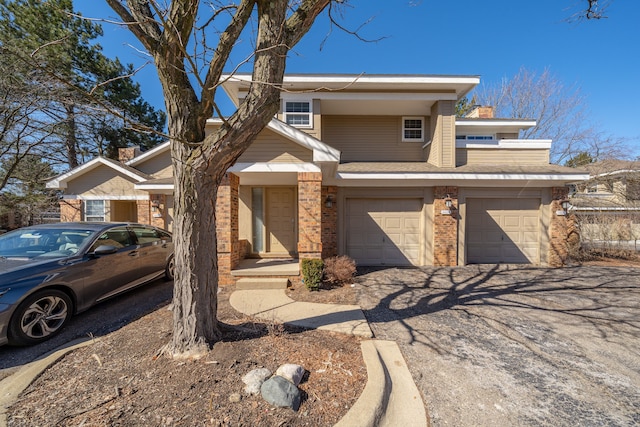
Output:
[{"xmin": 7, "ymin": 282, "xmax": 365, "ymax": 427}]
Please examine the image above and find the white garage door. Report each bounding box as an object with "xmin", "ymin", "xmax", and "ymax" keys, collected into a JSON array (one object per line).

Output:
[
  {"xmin": 346, "ymin": 198, "xmax": 422, "ymax": 266},
  {"xmin": 467, "ymin": 198, "xmax": 541, "ymax": 264}
]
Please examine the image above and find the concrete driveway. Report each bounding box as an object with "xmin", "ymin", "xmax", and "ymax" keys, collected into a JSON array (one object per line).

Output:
[{"xmin": 356, "ymin": 265, "xmax": 640, "ymax": 426}]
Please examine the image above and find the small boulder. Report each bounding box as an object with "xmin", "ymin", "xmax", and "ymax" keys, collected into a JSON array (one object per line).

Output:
[
  {"xmin": 242, "ymin": 368, "xmax": 272, "ymax": 395},
  {"xmin": 260, "ymin": 375, "xmax": 301, "ymax": 411},
  {"xmin": 275, "ymin": 364, "xmax": 305, "ymax": 386}
]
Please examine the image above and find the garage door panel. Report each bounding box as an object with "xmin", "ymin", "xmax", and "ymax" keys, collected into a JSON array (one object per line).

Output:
[
  {"xmin": 467, "ymin": 198, "xmax": 540, "ymax": 264},
  {"xmin": 347, "ymin": 198, "xmax": 422, "ymax": 266}
]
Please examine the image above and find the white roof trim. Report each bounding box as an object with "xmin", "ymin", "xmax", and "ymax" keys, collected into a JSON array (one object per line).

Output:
[
  {"xmin": 455, "ymin": 119, "xmax": 537, "ymax": 127},
  {"xmin": 126, "ymin": 141, "xmax": 170, "ymax": 166},
  {"xmin": 265, "ymin": 119, "xmax": 340, "ymax": 162},
  {"xmin": 46, "ymin": 157, "xmax": 148, "ymax": 189},
  {"xmin": 456, "ymin": 139, "xmax": 552, "ymax": 149},
  {"xmin": 337, "ymin": 172, "xmax": 590, "ymax": 181},
  {"xmin": 591, "ymin": 169, "xmax": 640, "ymax": 178},
  {"xmin": 134, "ymin": 183, "xmax": 174, "ymax": 190},
  {"xmin": 60, "ymin": 195, "xmax": 150, "ymax": 200},
  {"xmin": 222, "ymin": 73, "xmax": 480, "ymax": 85},
  {"xmin": 228, "ymin": 162, "xmax": 321, "ymax": 173}
]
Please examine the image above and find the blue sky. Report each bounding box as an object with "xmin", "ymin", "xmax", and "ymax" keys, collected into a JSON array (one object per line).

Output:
[{"xmin": 76, "ymin": 0, "xmax": 639, "ymax": 157}]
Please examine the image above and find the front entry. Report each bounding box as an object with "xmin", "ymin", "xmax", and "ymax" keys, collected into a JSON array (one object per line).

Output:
[{"xmin": 265, "ymin": 187, "xmax": 297, "ymax": 255}]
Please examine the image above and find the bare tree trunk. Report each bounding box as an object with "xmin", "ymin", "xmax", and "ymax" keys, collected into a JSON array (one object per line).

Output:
[{"xmin": 64, "ymin": 103, "xmax": 79, "ymax": 168}]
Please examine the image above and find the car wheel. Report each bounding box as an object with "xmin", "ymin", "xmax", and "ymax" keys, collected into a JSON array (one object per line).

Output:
[
  {"xmin": 8, "ymin": 289, "xmax": 73, "ymax": 346},
  {"xmin": 165, "ymin": 255, "xmax": 175, "ymax": 281}
]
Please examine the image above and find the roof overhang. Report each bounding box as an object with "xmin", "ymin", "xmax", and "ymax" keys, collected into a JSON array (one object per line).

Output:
[{"xmin": 455, "ymin": 119, "xmax": 537, "ymax": 133}]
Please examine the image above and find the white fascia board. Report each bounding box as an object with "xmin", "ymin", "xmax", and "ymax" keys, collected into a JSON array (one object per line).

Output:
[
  {"xmin": 126, "ymin": 141, "xmax": 170, "ymax": 167},
  {"xmin": 592, "ymin": 169, "xmax": 640, "ymax": 178},
  {"xmin": 572, "ymin": 206, "xmax": 640, "ymax": 212},
  {"xmin": 60, "ymin": 194, "xmax": 150, "ymax": 200},
  {"xmin": 228, "ymin": 162, "xmax": 320, "ymax": 173},
  {"xmin": 456, "ymin": 139, "xmax": 552, "ymax": 149},
  {"xmin": 134, "ymin": 183, "xmax": 174, "ymax": 190},
  {"xmin": 266, "ymin": 119, "xmax": 340, "ymax": 162},
  {"xmin": 279, "ymin": 92, "xmax": 459, "ymax": 102},
  {"xmin": 337, "ymin": 172, "xmax": 590, "ymax": 181},
  {"xmin": 455, "ymin": 119, "xmax": 537, "ymax": 128},
  {"xmin": 46, "ymin": 157, "xmax": 148, "ymax": 189}
]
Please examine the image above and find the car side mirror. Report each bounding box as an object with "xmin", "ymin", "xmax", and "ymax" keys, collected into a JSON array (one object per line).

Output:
[{"xmin": 93, "ymin": 245, "xmax": 118, "ymax": 256}]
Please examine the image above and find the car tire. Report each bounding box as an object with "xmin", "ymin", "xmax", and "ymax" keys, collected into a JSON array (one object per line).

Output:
[
  {"xmin": 8, "ymin": 289, "xmax": 73, "ymax": 346},
  {"xmin": 165, "ymin": 255, "xmax": 175, "ymax": 281}
]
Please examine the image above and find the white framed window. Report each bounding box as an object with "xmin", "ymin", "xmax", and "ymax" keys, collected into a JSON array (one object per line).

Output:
[
  {"xmin": 284, "ymin": 101, "xmax": 312, "ymax": 128},
  {"xmin": 85, "ymin": 200, "xmax": 105, "ymax": 221},
  {"xmin": 402, "ymin": 117, "xmax": 424, "ymax": 142}
]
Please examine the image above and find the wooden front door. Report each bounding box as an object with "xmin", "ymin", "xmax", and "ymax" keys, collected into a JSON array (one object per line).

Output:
[{"xmin": 266, "ymin": 187, "xmax": 296, "ymax": 255}]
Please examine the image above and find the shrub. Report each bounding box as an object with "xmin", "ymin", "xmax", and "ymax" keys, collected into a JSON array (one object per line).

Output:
[
  {"xmin": 301, "ymin": 258, "xmax": 324, "ymax": 291},
  {"xmin": 323, "ymin": 255, "xmax": 357, "ymax": 285}
]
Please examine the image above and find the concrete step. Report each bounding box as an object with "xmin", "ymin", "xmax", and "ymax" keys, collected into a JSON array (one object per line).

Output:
[{"xmin": 235, "ymin": 277, "xmax": 289, "ymax": 290}]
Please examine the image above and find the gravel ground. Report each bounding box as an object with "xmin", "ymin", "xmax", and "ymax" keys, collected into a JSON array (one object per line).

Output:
[{"xmin": 356, "ymin": 264, "xmax": 640, "ymax": 427}]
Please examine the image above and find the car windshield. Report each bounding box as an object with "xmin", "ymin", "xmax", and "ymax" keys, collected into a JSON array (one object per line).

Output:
[{"xmin": 0, "ymin": 228, "xmax": 95, "ymax": 259}]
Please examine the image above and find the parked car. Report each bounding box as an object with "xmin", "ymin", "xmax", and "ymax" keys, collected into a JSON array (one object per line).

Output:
[{"xmin": 0, "ymin": 222, "xmax": 174, "ymax": 346}]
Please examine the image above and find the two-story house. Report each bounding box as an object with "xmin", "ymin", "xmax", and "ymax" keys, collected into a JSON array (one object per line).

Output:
[{"xmin": 47, "ymin": 73, "xmax": 589, "ymax": 284}]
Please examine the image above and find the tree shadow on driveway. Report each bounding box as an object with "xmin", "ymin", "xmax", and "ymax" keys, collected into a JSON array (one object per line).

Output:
[{"xmin": 355, "ymin": 264, "xmax": 640, "ymax": 426}]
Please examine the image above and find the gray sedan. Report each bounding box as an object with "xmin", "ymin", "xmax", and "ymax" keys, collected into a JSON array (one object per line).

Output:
[{"xmin": 0, "ymin": 222, "xmax": 174, "ymax": 346}]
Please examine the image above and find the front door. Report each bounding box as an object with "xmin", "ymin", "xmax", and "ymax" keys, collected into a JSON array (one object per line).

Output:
[{"xmin": 266, "ymin": 187, "xmax": 296, "ymax": 255}]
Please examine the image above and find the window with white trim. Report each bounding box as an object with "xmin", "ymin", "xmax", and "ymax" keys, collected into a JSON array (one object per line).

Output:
[
  {"xmin": 284, "ymin": 101, "xmax": 312, "ymax": 128},
  {"xmin": 402, "ymin": 117, "xmax": 424, "ymax": 142},
  {"xmin": 85, "ymin": 200, "xmax": 105, "ymax": 221}
]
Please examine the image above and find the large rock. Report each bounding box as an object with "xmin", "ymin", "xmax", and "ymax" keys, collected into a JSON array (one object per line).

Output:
[
  {"xmin": 242, "ymin": 368, "xmax": 272, "ymax": 395},
  {"xmin": 260, "ymin": 375, "xmax": 301, "ymax": 411},
  {"xmin": 275, "ymin": 364, "xmax": 305, "ymax": 386}
]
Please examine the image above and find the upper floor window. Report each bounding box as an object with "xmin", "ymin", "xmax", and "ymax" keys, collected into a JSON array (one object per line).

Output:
[
  {"xmin": 284, "ymin": 101, "xmax": 312, "ymax": 128},
  {"xmin": 402, "ymin": 117, "xmax": 424, "ymax": 142},
  {"xmin": 85, "ymin": 200, "xmax": 105, "ymax": 222}
]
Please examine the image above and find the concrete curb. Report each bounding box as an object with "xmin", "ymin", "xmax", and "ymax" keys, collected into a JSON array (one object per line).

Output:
[
  {"xmin": 0, "ymin": 337, "xmax": 100, "ymax": 427},
  {"xmin": 335, "ymin": 340, "xmax": 427, "ymax": 427}
]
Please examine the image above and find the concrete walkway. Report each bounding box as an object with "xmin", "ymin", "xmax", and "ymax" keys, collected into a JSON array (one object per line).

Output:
[{"xmin": 230, "ymin": 288, "xmax": 428, "ymax": 427}]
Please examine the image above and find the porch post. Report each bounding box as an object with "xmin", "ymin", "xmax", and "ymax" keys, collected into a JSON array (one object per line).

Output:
[
  {"xmin": 216, "ymin": 173, "xmax": 240, "ymax": 286},
  {"xmin": 298, "ymin": 172, "xmax": 323, "ymax": 261},
  {"xmin": 549, "ymin": 187, "xmax": 573, "ymax": 267},
  {"xmin": 149, "ymin": 194, "xmax": 167, "ymax": 229},
  {"xmin": 433, "ymin": 186, "xmax": 459, "ymax": 266},
  {"xmin": 321, "ymin": 185, "xmax": 338, "ymax": 258}
]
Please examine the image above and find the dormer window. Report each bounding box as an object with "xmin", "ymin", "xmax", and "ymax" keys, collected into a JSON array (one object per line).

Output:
[
  {"xmin": 402, "ymin": 117, "xmax": 424, "ymax": 142},
  {"xmin": 284, "ymin": 101, "xmax": 312, "ymax": 128}
]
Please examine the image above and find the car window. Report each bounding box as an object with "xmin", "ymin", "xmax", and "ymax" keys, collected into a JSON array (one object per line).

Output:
[
  {"xmin": 130, "ymin": 226, "xmax": 162, "ymax": 244},
  {"xmin": 89, "ymin": 228, "xmax": 135, "ymax": 252},
  {"xmin": 0, "ymin": 228, "xmax": 93, "ymax": 258}
]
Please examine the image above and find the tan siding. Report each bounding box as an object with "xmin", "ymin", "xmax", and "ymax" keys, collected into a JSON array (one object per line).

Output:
[
  {"xmin": 238, "ymin": 129, "xmax": 312, "ymax": 163},
  {"xmin": 322, "ymin": 116, "xmax": 427, "ymax": 162},
  {"xmin": 66, "ymin": 166, "xmax": 146, "ymax": 197},
  {"xmin": 135, "ymin": 154, "xmax": 173, "ymax": 178},
  {"xmin": 238, "ymin": 186, "xmax": 252, "ymax": 242},
  {"xmin": 497, "ymin": 132, "xmax": 519, "ymax": 139},
  {"xmin": 457, "ymin": 149, "xmax": 550, "ymax": 166},
  {"xmin": 428, "ymin": 101, "xmax": 455, "ymax": 167}
]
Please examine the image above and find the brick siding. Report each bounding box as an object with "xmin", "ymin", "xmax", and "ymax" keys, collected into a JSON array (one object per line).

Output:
[
  {"xmin": 433, "ymin": 186, "xmax": 458, "ymax": 266},
  {"xmin": 297, "ymin": 172, "xmax": 323, "ymax": 260},
  {"xmin": 321, "ymin": 186, "xmax": 338, "ymax": 258},
  {"xmin": 549, "ymin": 187, "xmax": 571, "ymax": 267},
  {"xmin": 216, "ymin": 173, "xmax": 240, "ymax": 286},
  {"xmin": 59, "ymin": 199, "xmax": 82, "ymax": 222}
]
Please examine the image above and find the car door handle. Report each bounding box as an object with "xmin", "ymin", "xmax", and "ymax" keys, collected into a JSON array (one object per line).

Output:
[{"xmin": 128, "ymin": 251, "xmax": 138, "ymax": 257}]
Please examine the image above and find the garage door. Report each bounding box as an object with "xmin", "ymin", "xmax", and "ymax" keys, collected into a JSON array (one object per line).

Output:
[
  {"xmin": 346, "ymin": 198, "xmax": 422, "ymax": 266},
  {"xmin": 467, "ymin": 198, "xmax": 540, "ymax": 264}
]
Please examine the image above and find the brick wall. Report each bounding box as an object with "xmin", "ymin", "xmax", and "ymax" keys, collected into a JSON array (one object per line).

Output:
[
  {"xmin": 60, "ymin": 199, "xmax": 82, "ymax": 222},
  {"xmin": 321, "ymin": 186, "xmax": 338, "ymax": 258},
  {"xmin": 549, "ymin": 187, "xmax": 571, "ymax": 267},
  {"xmin": 297, "ymin": 172, "xmax": 323, "ymax": 260},
  {"xmin": 149, "ymin": 194, "xmax": 166, "ymax": 229},
  {"xmin": 137, "ymin": 200, "xmax": 151, "ymax": 225},
  {"xmin": 433, "ymin": 186, "xmax": 458, "ymax": 266},
  {"xmin": 216, "ymin": 173, "xmax": 240, "ymax": 286}
]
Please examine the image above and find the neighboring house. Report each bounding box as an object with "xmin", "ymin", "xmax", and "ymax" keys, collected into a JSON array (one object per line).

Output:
[
  {"xmin": 47, "ymin": 73, "xmax": 589, "ymax": 284},
  {"xmin": 569, "ymin": 159, "xmax": 640, "ymax": 248}
]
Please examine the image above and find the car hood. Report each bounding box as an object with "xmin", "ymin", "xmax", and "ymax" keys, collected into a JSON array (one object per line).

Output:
[{"xmin": 0, "ymin": 256, "xmax": 65, "ymax": 274}]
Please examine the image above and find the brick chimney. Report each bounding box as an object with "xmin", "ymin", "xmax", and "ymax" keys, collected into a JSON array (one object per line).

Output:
[
  {"xmin": 465, "ymin": 106, "xmax": 494, "ymax": 119},
  {"xmin": 118, "ymin": 146, "xmax": 142, "ymax": 163}
]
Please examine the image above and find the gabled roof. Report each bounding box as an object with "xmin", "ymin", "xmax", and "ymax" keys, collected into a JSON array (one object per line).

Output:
[
  {"xmin": 46, "ymin": 157, "xmax": 151, "ymax": 189},
  {"xmin": 583, "ymin": 160, "xmax": 640, "ymax": 178},
  {"xmin": 126, "ymin": 141, "xmax": 170, "ymax": 167}
]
